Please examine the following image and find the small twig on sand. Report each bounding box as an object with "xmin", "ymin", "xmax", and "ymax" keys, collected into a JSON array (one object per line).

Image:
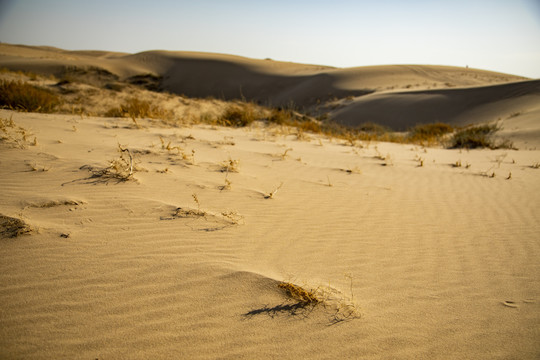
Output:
[{"xmin": 264, "ymin": 182, "xmax": 284, "ymax": 199}]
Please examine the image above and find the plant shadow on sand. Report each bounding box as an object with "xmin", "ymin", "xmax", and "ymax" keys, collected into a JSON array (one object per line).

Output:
[
  {"xmin": 159, "ymin": 205, "xmax": 244, "ymax": 232},
  {"xmin": 62, "ymin": 146, "xmax": 139, "ymax": 186},
  {"xmin": 61, "ymin": 164, "xmax": 135, "ymax": 186},
  {"xmin": 244, "ymin": 301, "xmax": 318, "ymax": 319},
  {"xmin": 244, "ymin": 282, "xmax": 360, "ymax": 325}
]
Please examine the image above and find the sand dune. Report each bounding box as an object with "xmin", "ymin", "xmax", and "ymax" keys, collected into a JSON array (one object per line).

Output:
[
  {"xmin": 0, "ymin": 43, "xmax": 531, "ymax": 110},
  {"xmin": 1, "ymin": 43, "xmax": 540, "ymax": 359},
  {"xmin": 331, "ymin": 79, "xmax": 540, "ymax": 130},
  {"xmin": 2, "ymin": 43, "xmax": 537, "ymax": 136}
]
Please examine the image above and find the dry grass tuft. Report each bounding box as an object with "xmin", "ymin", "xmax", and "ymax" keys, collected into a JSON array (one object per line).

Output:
[
  {"xmin": 105, "ymin": 97, "xmax": 172, "ymax": 119},
  {"xmin": 82, "ymin": 144, "xmax": 138, "ymax": 182},
  {"xmin": 0, "ymin": 80, "xmax": 61, "ymax": 113},
  {"xmin": 0, "ymin": 116, "xmax": 34, "ymax": 148},
  {"xmin": 216, "ymin": 103, "xmax": 259, "ymax": 127},
  {"xmin": 278, "ymin": 282, "xmax": 320, "ymax": 305},
  {"xmin": 0, "ymin": 214, "xmax": 33, "ymax": 238},
  {"xmin": 170, "ymin": 195, "xmax": 244, "ymax": 226},
  {"xmin": 408, "ymin": 122, "xmax": 453, "ymax": 144},
  {"xmin": 220, "ymin": 158, "xmax": 240, "ymax": 173},
  {"xmin": 450, "ymin": 124, "xmax": 513, "ymax": 149},
  {"xmin": 220, "ymin": 210, "xmax": 245, "ymax": 225}
]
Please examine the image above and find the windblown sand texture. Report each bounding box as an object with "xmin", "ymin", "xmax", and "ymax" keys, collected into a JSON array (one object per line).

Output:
[{"xmin": 1, "ymin": 44, "xmax": 540, "ymax": 359}]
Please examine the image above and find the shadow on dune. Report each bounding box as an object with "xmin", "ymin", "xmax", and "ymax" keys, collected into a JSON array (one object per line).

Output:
[
  {"xmin": 332, "ymin": 79, "xmax": 540, "ymax": 130},
  {"xmin": 157, "ymin": 56, "xmax": 374, "ymax": 108}
]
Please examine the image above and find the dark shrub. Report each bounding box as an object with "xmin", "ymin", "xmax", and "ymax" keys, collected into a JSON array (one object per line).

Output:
[{"xmin": 0, "ymin": 80, "xmax": 60, "ymax": 113}]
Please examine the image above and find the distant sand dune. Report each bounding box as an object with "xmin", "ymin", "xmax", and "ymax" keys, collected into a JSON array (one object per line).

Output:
[
  {"xmin": 1, "ymin": 43, "xmax": 535, "ymax": 132},
  {"xmin": 332, "ymin": 79, "xmax": 540, "ymax": 130}
]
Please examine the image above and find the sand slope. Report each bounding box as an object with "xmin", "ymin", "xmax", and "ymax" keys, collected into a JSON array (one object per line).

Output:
[
  {"xmin": 331, "ymin": 79, "xmax": 540, "ymax": 130},
  {"xmin": 1, "ymin": 109, "xmax": 539, "ymax": 359}
]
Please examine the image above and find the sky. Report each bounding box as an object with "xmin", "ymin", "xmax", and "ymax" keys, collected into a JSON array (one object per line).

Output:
[{"xmin": 1, "ymin": 0, "xmax": 539, "ymax": 78}]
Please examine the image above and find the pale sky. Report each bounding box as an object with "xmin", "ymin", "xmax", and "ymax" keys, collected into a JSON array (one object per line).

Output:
[{"xmin": 1, "ymin": 0, "xmax": 539, "ymax": 78}]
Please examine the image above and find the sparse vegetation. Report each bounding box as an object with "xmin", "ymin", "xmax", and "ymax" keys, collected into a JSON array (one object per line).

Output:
[
  {"xmin": 408, "ymin": 122, "xmax": 453, "ymax": 144},
  {"xmin": 169, "ymin": 195, "xmax": 244, "ymax": 227},
  {"xmin": 216, "ymin": 103, "xmax": 259, "ymax": 127},
  {"xmin": 220, "ymin": 158, "xmax": 240, "ymax": 173},
  {"xmin": 450, "ymin": 124, "xmax": 513, "ymax": 149},
  {"xmin": 0, "ymin": 214, "xmax": 33, "ymax": 238},
  {"xmin": 81, "ymin": 144, "xmax": 137, "ymax": 182},
  {"xmin": 220, "ymin": 210, "xmax": 244, "ymax": 225},
  {"xmin": 105, "ymin": 97, "xmax": 172, "ymax": 119},
  {"xmin": 0, "ymin": 116, "xmax": 34, "ymax": 148},
  {"xmin": 0, "ymin": 80, "xmax": 61, "ymax": 112},
  {"xmin": 357, "ymin": 122, "xmax": 390, "ymax": 135},
  {"xmin": 268, "ymin": 108, "xmax": 292, "ymax": 125},
  {"xmin": 0, "ymin": 67, "xmax": 523, "ymax": 151}
]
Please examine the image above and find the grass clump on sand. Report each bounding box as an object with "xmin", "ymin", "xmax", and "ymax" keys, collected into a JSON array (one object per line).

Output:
[
  {"xmin": 450, "ymin": 124, "xmax": 513, "ymax": 149},
  {"xmin": 278, "ymin": 282, "xmax": 320, "ymax": 305},
  {"xmin": 105, "ymin": 97, "xmax": 172, "ymax": 119},
  {"xmin": 268, "ymin": 108, "xmax": 322, "ymax": 133},
  {"xmin": 82, "ymin": 144, "xmax": 138, "ymax": 182},
  {"xmin": 0, "ymin": 214, "xmax": 33, "ymax": 238},
  {"xmin": 0, "ymin": 80, "xmax": 61, "ymax": 113},
  {"xmin": 216, "ymin": 102, "xmax": 260, "ymax": 127},
  {"xmin": 407, "ymin": 122, "xmax": 454, "ymax": 144}
]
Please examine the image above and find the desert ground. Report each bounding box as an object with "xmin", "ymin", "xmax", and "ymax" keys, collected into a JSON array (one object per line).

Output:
[{"xmin": 1, "ymin": 43, "xmax": 539, "ymax": 359}]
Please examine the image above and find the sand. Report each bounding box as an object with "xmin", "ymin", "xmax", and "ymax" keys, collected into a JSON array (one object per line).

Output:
[{"xmin": 1, "ymin": 44, "xmax": 540, "ymax": 359}]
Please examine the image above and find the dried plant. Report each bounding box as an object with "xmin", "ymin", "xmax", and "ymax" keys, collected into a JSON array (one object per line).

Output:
[
  {"xmin": 82, "ymin": 144, "xmax": 137, "ymax": 182},
  {"xmin": 221, "ymin": 210, "xmax": 244, "ymax": 225},
  {"xmin": 220, "ymin": 158, "xmax": 240, "ymax": 173},
  {"xmin": 264, "ymin": 182, "xmax": 283, "ymax": 199},
  {"xmin": 0, "ymin": 115, "xmax": 35, "ymax": 148},
  {"xmin": 0, "ymin": 80, "xmax": 60, "ymax": 113},
  {"xmin": 0, "ymin": 214, "xmax": 33, "ymax": 238},
  {"xmin": 105, "ymin": 97, "xmax": 172, "ymax": 119},
  {"xmin": 280, "ymin": 147, "xmax": 293, "ymax": 160},
  {"xmin": 219, "ymin": 172, "xmax": 232, "ymax": 191},
  {"xmin": 278, "ymin": 282, "xmax": 320, "ymax": 305}
]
